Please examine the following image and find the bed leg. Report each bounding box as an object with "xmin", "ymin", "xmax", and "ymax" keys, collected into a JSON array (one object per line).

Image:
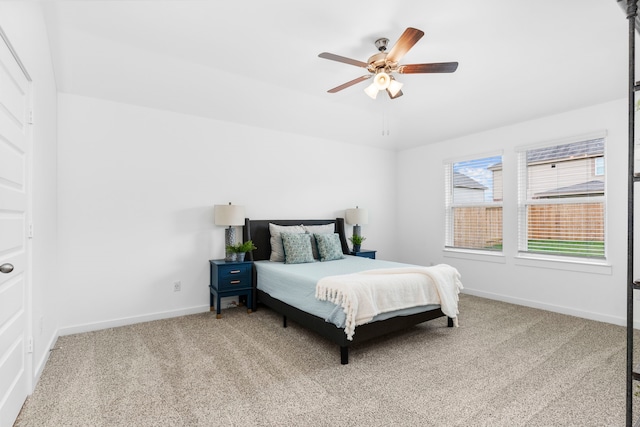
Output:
[
  {"xmin": 283, "ymin": 315, "xmax": 287, "ymax": 328},
  {"xmin": 447, "ymin": 317, "xmax": 454, "ymax": 327},
  {"xmin": 340, "ymin": 346, "xmax": 348, "ymax": 365}
]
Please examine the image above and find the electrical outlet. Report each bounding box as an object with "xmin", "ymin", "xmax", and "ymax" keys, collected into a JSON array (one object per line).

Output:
[{"xmin": 173, "ymin": 281, "xmax": 181, "ymax": 292}]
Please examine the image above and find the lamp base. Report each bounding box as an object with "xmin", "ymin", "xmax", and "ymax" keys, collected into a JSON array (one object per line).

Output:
[
  {"xmin": 353, "ymin": 225, "xmax": 361, "ymax": 238},
  {"xmin": 224, "ymin": 227, "xmax": 236, "ymax": 262}
]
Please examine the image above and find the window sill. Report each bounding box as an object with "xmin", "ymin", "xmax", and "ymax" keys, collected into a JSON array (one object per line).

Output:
[
  {"xmin": 514, "ymin": 253, "xmax": 612, "ymax": 275},
  {"xmin": 443, "ymin": 248, "xmax": 506, "ymax": 263}
]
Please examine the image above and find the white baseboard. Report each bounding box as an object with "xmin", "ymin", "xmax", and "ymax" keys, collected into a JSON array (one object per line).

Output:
[
  {"xmin": 462, "ymin": 288, "xmax": 628, "ymax": 327},
  {"xmin": 58, "ymin": 304, "xmax": 210, "ymax": 336},
  {"xmin": 32, "ymin": 331, "xmax": 59, "ymax": 391}
]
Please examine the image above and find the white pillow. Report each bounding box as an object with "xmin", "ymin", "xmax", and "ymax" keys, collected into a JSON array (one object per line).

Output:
[
  {"xmin": 302, "ymin": 224, "xmax": 335, "ymax": 259},
  {"xmin": 269, "ymin": 223, "xmax": 305, "ymax": 262}
]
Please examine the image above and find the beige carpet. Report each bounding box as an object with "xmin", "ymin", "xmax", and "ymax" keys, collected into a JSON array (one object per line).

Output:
[{"xmin": 14, "ymin": 295, "xmax": 640, "ymax": 426}]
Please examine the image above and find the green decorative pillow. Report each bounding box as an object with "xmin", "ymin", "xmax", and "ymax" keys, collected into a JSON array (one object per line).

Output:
[
  {"xmin": 303, "ymin": 224, "xmax": 335, "ymax": 259},
  {"xmin": 269, "ymin": 223, "xmax": 305, "ymax": 262},
  {"xmin": 314, "ymin": 233, "xmax": 345, "ymax": 261},
  {"xmin": 281, "ymin": 232, "xmax": 315, "ymax": 264}
]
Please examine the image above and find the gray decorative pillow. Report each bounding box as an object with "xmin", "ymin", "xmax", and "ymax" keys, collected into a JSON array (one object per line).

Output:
[
  {"xmin": 269, "ymin": 223, "xmax": 305, "ymax": 262},
  {"xmin": 281, "ymin": 233, "xmax": 315, "ymax": 264},
  {"xmin": 314, "ymin": 233, "xmax": 345, "ymax": 261},
  {"xmin": 303, "ymin": 224, "xmax": 335, "ymax": 259}
]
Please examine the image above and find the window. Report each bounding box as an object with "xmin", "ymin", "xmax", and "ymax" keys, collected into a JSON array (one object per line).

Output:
[
  {"xmin": 444, "ymin": 154, "xmax": 503, "ymax": 252},
  {"xmin": 595, "ymin": 157, "xmax": 604, "ymax": 176},
  {"xmin": 517, "ymin": 137, "xmax": 605, "ymax": 259}
]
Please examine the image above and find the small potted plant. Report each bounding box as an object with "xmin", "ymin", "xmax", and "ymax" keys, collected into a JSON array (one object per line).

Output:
[
  {"xmin": 349, "ymin": 235, "xmax": 366, "ymax": 253},
  {"xmin": 226, "ymin": 240, "xmax": 257, "ymax": 262}
]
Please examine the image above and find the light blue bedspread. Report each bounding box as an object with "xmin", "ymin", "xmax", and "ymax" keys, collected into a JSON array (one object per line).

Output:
[{"xmin": 255, "ymin": 256, "xmax": 441, "ymax": 328}]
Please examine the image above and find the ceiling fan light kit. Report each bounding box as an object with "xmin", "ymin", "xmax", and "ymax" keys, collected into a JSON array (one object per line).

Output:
[
  {"xmin": 364, "ymin": 83, "xmax": 379, "ymax": 99},
  {"xmin": 373, "ymin": 71, "xmax": 391, "ymax": 90},
  {"xmin": 388, "ymin": 78, "xmax": 403, "ymax": 97},
  {"xmin": 319, "ymin": 27, "xmax": 458, "ymax": 100}
]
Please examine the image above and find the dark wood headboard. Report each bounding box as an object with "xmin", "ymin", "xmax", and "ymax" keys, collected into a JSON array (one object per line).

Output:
[{"xmin": 242, "ymin": 218, "xmax": 349, "ymax": 261}]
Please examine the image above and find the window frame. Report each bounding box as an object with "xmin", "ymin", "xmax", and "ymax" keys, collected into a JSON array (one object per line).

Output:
[
  {"xmin": 516, "ymin": 133, "xmax": 607, "ymax": 263},
  {"xmin": 443, "ymin": 151, "xmax": 504, "ymax": 255}
]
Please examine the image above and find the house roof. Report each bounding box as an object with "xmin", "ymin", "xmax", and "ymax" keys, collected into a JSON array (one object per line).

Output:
[
  {"xmin": 485, "ymin": 138, "xmax": 604, "ymax": 171},
  {"xmin": 534, "ymin": 180, "xmax": 604, "ymax": 198},
  {"xmin": 454, "ymin": 171, "xmax": 487, "ymax": 190},
  {"xmin": 527, "ymin": 138, "xmax": 604, "ymax": 164}
]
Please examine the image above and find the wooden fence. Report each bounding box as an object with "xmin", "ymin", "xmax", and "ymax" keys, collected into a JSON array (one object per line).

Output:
[
  {"xmin": 453, "ymin": 207, "xmax": 502, "ymax": 249},
  {"xmin": 527, "ymin": 203, "xmax": 604, "ymax": 241},
  {"xmin": 453, "ymin": 203, "xmax": 604, "ymax": 249}
]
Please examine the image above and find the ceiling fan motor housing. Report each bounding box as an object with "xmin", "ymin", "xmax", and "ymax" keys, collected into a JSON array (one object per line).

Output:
[{"xmin": 367, "ymin": 52, "xmax": 389, "ymax": 72}]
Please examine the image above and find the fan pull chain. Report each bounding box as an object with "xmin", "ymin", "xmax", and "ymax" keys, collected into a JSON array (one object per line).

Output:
[{"xmin": 381, "ymin": 112, "xmax": 390, "ymax": 136}]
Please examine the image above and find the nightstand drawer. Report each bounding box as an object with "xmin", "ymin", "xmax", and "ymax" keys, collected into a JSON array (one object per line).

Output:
[
  {"xmin": 218, "ymin": 264, "xmax": 251, "ymax": 282},
  {"xmin": 218, "ymin": 265, "xmax": 251, "ymax": 290},
  {"xmin": 213, "ymin": 262, "xmax": 252, "ymax": 291}
]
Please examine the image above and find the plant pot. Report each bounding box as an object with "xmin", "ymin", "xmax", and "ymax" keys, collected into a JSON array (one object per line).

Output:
[
  {"xmin": 236, "ymin": 253, "xmax": 246, "ymax": 262},
  {"xmin": 353, "ymin": 245, "xmax": 361, "ymax": 253}
]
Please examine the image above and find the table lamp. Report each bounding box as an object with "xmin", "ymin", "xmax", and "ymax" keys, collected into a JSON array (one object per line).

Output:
[
  {"xmin": 214, "ymin": 202, "xmax": 245, "ymax": 261},
  {"xmin": 345, "ymin": 206, "xmax": 368, "ymax": 238}
]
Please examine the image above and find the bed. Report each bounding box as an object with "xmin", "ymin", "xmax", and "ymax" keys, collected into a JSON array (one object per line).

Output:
[{"xmin": 243, "ymin": 218, "xmax": 459, "ymax": 364}]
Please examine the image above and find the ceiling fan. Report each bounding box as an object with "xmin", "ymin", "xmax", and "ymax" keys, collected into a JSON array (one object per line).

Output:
[{"xmin": 318, "ymin": 27, "xmax": 458, "ymax": 99}]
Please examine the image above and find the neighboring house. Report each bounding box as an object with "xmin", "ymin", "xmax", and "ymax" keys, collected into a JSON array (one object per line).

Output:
[
  {"xmin": 453, "ymin": 171, "xmax": 487, "ymax": 203},
  {"xmin": 527, "ymin": 138, "xmax": 604, "ymax": 199},
  {"xmin": 488, "ymin": 138, "xmax": 604, "ymax": 199},
  {"xmin": 488, "ymin": 163, "xmax": 503, "ymax": 201}
]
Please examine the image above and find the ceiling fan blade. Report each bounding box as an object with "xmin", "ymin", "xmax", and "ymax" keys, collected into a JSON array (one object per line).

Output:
[
  {"xmin": 318, "ymin": 52, "xmax": 369, "ymax": 68},
  {"xmin": 386, "ymin": 89, "xmax": 403, "ymax": 99},
  {"xmin": 327, "ymin": 75, "xmax": 371, "ymax": 93},
  {"xmin": 398, "ymin": 62, "xmax": 459, "ymax": 74},
  {"xmin": 386, "ymin": 27, "xmax": 425, "ymax": 64}
]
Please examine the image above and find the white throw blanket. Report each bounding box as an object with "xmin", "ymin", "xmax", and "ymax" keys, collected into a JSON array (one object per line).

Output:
[{"xmin": 315, "ymin": 264, "xmax": 463, "ymax": 340}]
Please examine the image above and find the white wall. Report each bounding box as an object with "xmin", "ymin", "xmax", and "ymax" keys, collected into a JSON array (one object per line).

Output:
[
  {"xmin": 57, "ymin": 93, "xmax": 397, "ymax": 333},
  {"xmin": 397, "ymin": 98, "xmax": 629, "ymax": 325},
  {"xmin": 0, "ymin": 3, "xmax": 59, "ymax": 383}
]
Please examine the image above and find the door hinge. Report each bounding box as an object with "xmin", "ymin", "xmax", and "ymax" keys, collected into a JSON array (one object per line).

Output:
[
  {"xmin": 28, "ymin": 223, "xmax": 33, "ymax": 239},
  {"xmin": 27, "ymin": 109, "xmax": 34, "ymax": 125},
  {"xmin": 27, "ymin": 337, "xmax": 33, "ymax": 353}
]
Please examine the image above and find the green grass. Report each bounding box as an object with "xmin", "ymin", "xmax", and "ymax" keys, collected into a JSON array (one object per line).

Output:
[
  {"xmin": 527, "ymin": 239, "xmax": 604, "ymax": 257},
  {"xmin": 481, "ymin": 240, "xmax": 604, "ymax": 257}
]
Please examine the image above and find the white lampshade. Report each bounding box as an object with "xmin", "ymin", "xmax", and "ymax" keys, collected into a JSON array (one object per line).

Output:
[
  {"xmin": 345, "ymin": 207, "xmax": 369, "ymax": 225},
  {"xmin": 373, "ymin": 72, "xmax": 391, "ymax": 90},
  {"xmin": 214, "ymin": 203, "xmax": 245, "ymax": 226},
  {"xmin": 364, "ymin": 83, "xmax": 379, "ymax": 99},
  {"xmin": 388, "ymin": 79, "xmax": 403, "ymax": 97}
]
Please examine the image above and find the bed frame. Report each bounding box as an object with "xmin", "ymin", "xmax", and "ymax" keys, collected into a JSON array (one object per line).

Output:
[{"xmin": 243, "ymin": 218, "xmax": 452, "ymax": 364}]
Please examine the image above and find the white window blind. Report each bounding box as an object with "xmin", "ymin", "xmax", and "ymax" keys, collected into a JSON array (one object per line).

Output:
[
  {"xmin": 517, "ymin": 137, "xmax": 605, "ymax": 259},
  {"xmin": 444, "ymin": 154, "xmax": 503, "ymax": 252}
]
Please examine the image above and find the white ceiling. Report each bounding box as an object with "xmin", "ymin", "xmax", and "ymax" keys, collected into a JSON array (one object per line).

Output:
[{"xmin": 41, "ymin": 0, "xmax": 628, "ymax": 151}]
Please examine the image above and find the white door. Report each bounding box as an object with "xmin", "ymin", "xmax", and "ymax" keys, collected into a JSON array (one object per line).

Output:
[{"xmin": 0, "ymin": 29, "xmax": 31, "ymax": 427}]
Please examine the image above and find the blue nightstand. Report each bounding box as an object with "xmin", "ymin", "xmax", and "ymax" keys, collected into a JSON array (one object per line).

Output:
[
  {"xmin": 209, "ymin": 259, "xmax": 253, "ymax": 319},
  {"xmin": 350, "ymin": 249, "xmax": 376, "ymax": 259}
]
